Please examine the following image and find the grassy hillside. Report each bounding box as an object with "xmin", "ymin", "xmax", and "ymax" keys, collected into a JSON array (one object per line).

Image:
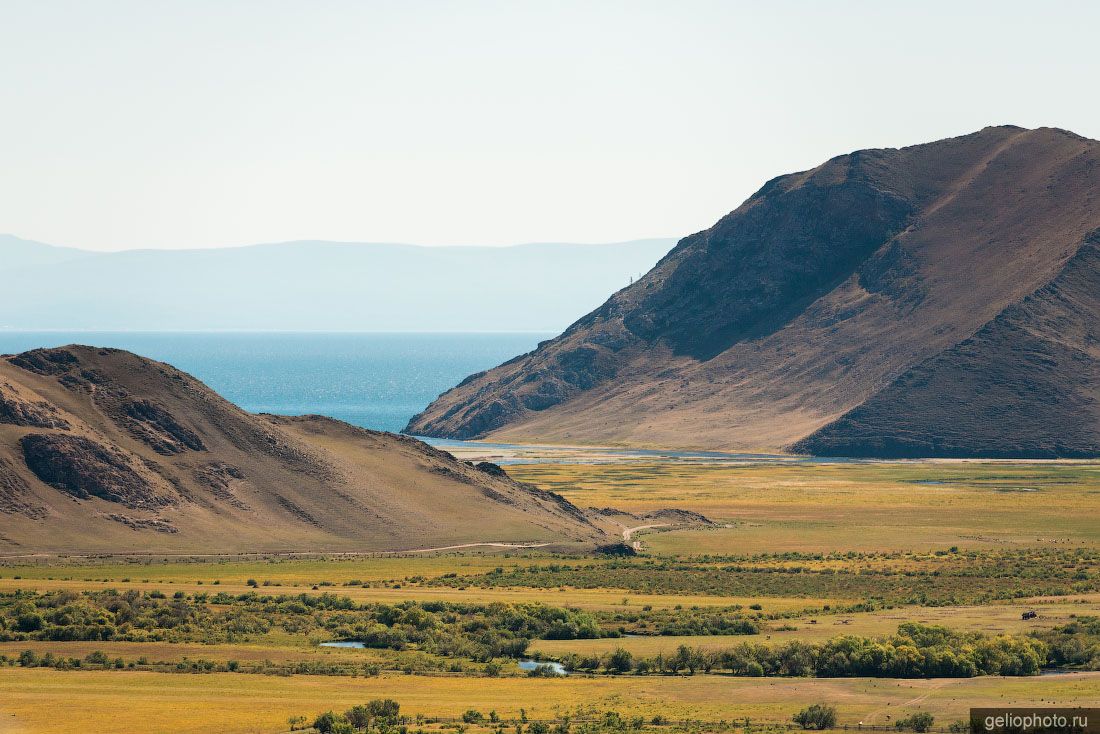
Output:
[{"xmin": 0, "ymin": 346, "xmax": 604, "ymax": 553}]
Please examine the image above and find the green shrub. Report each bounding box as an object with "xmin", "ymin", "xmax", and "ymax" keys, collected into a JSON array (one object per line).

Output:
[
  {"xmin": 896, "ymin": 712, "xmax": 935, "ymax": 732},
  {"xmin": 793, "ymin": 704, "xmax": 837, "ymax": 730}
]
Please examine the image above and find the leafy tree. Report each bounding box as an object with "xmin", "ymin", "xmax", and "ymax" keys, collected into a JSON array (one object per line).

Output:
[
  {"xmin": 367, "ymin": 698, "xmax": 400, "ymax": 724},
  {"xmin": 607, "ymin": 648, "xmax": 633, "ymax": 674},
  {"xmin": 793, "ymin": 704, "xmax": 837, "ymax": 730},
  {"xmin": 314, "ymin": 711, "xmax": 348, "ymax": 734},
  {"xmin": 346, "ymin": 705, "xmax": 371, "ymax": 731},
  {"xmin": 15, "ymin": 612, "xmax": 43, "ymax": 632}
]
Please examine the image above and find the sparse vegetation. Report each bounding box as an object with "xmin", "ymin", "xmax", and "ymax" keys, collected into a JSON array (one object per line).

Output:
[{"xmin": 0, "ymin": 458, "xmax": 1098, "ymax": 732}]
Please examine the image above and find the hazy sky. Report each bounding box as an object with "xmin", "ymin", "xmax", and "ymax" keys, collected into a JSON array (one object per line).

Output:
[{"xmin": 3, "ymin": 1, "xmax": 1099, "ymax": 251}]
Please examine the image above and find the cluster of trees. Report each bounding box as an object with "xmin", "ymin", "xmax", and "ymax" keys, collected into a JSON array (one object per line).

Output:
[
  {"xmin": 597, "ymin": 608, "xmax": 760, "ymax": 637},
  {"xmin": 1037, "ymin": 615, "xmax": 1100, "ymax": 669},
  {"xmin": 0, "ymin": 590, "xmax": 617, "ymax": 662},
  {"xmin": 2, "ymin": 648, "xmax": 387, "ymax": 677},
  {"xmin": 299, "ymin": 707, "xmax": 657, "ymax": 734},
  {"xmin": 1, "ymin": 649, "xmax": 121, "ymax": 671},
  {"xmin": 299, "ymin": 699, "xmax": 401, "ymax": 733},
  {"xmin": 556, "ymin": 624, "xmax": 1052, "ymax": 678}
]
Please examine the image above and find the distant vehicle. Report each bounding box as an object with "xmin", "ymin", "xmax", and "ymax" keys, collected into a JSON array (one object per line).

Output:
[{"xmin": 1022, "ymin": 610, "xmax": 1038, "ymax": 620}]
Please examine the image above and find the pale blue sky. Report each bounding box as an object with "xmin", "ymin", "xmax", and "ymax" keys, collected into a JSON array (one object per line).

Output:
[{"xmin": 2, "ymin": 0, "xmax": 1098, "ymax": 251}]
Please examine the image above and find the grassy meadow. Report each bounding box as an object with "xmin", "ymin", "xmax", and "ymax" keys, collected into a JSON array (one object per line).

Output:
[
  {"xmin": 508, "ymin": 460, "xmax": 1100, "ymax": 553},
  {"xmin": 3, "ymin": 667, "xmax": 1099, "ymax": 734},
  {"xmin": 1, "ymin": 458, "xmax": 1099, "ymax": 733}
]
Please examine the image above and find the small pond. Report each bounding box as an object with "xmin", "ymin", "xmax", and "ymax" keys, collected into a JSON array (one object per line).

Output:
[{"xmin": 518, "ymin": 660, "xmax": 568, "ymax": 675}]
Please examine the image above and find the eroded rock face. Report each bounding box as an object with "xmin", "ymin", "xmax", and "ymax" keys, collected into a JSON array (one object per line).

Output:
[
  {"xmin": 468, "ymin": 461, "xmax": 508, "ymax": 477},
  {"xmin": 0, "ymin": 383, "xmax": 70, "ymax": 429},
  {"xmin": 8, "ymin": 348, "xmax": 81, "ymax": 376},
  {"xmin": 194, "ymin": 462, "xmax": 248, "ymax": 509},
  {"xmin": 103, "ymin": 514, "xmax": 178, "ymax": 533},
  {"xmin": 116, "ymin": 398, "xmax": 205, "ymax": 455},
  {"xmin": 19, "ymin": 434, "xmax": 169, "ymax": 509},
  {"xmin": 8, "ymin": 348, "xmax": 206, "ymax": 455},
  {"xmin": 0, "ymin": 458, "xmax": 46, "ymax": 518}
]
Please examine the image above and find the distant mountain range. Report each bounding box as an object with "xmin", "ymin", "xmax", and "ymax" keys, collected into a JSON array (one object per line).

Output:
[
  {"xmin": 0, "ymin": 236, "xmax": 673, "ymax": 332},
  {"xmin": 408, "ymin": 126, "xmax": 1100, "ymax": 458}
]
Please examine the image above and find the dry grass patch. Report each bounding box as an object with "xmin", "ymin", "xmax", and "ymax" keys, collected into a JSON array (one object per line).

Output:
[
  {"xmin": 508, "ymin": 461, "xmax": 1100, "ymax": 553},
  {"xmin": 2, "ymin": 668, "xmax": 1099, "ymax": 733}
]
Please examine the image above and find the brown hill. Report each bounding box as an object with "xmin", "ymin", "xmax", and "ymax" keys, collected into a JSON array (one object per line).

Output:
[
  {"xmin": 406, "ymin": 126, "xmax": 1100, "ymax": 457},
  {"xmin": 0, "ymin": 346, "xmax": 604, "ymax": 554}
]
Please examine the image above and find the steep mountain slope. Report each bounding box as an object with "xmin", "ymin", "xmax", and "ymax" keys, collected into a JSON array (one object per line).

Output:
[
  {"xmin": 0, "ymin": 238, "xmax": 671, "ymax": 332},
  {"xmin": 0, "ymin": 346, "xmax": 603, "ymax": 554},
  {"xmin": 406, "ymin": 126, "xmax": 1100, "ymax": 457}
]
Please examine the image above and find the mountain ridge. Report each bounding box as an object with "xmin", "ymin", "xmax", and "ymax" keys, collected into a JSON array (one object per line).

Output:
[{"xmin": 405, "ymin": 125, "xmax": 1100, "ymax": 457}]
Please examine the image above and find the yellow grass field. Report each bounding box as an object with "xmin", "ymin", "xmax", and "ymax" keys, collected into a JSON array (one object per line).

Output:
[
  {"xmin": 2, "ymin": 668, "xmax": 1099, "ymax": 734},
  {"xmin": 3, "ymin": 459, "xmax": 1099, "ymax": 733},
  {"xmin": 508, "ymin": 460, "xmax": 1100, "ymax": 553}
]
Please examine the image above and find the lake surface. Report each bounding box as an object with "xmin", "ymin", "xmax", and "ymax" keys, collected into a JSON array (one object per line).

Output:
[{"xmin": 0, "ymin": 331, "xmax": 548, "ymax": 434}]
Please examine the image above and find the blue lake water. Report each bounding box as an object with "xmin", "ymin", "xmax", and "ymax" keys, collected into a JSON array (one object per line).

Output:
[
  {"xmin": 0, "ymin": 331, "xmax": 548, "ymax": 434},
  {"xmin": 517, "ymin": 660, "xmax": 568, "ymax": 675}
]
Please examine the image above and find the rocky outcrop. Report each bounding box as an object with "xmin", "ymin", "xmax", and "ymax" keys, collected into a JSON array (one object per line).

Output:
[
  {"xmin": 0, "ymin": 383, "xmax": 70, "ymax": 429},
  {"xmin": 8, "ymin": 347, "xmax": 81, "ymax": 376},
  {"xmin": 115, "ymin": 398, "xmax": 206, "ymax": 455},
  {"xmin": 0, "ymin": 458, "xmax": 46, "ymax": 518},
  {"xmin": 194, "ymin": 462, "xmax": 248, "ymax": 508},
  {"xmin": 20, "ymin": 433, "xmax": 169, "ymax": 510},
  {"xmin": 104, "ymin": 513, "xmax": 178, "ymax": 533}
]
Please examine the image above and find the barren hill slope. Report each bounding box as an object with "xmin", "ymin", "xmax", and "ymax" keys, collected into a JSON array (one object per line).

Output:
[
  {"xmin": 0, "ymin": 346, "xmax": 603, "ymax": 554},
  {"xmin": 406, "ymin": 126, "xmax": 1100, "ymax": 457}
]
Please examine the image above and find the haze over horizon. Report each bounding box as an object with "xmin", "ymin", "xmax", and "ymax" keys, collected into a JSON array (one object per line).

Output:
[{"xmin": 3, "ymin": 0, "xmax": 1100, "ymax": 252}]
